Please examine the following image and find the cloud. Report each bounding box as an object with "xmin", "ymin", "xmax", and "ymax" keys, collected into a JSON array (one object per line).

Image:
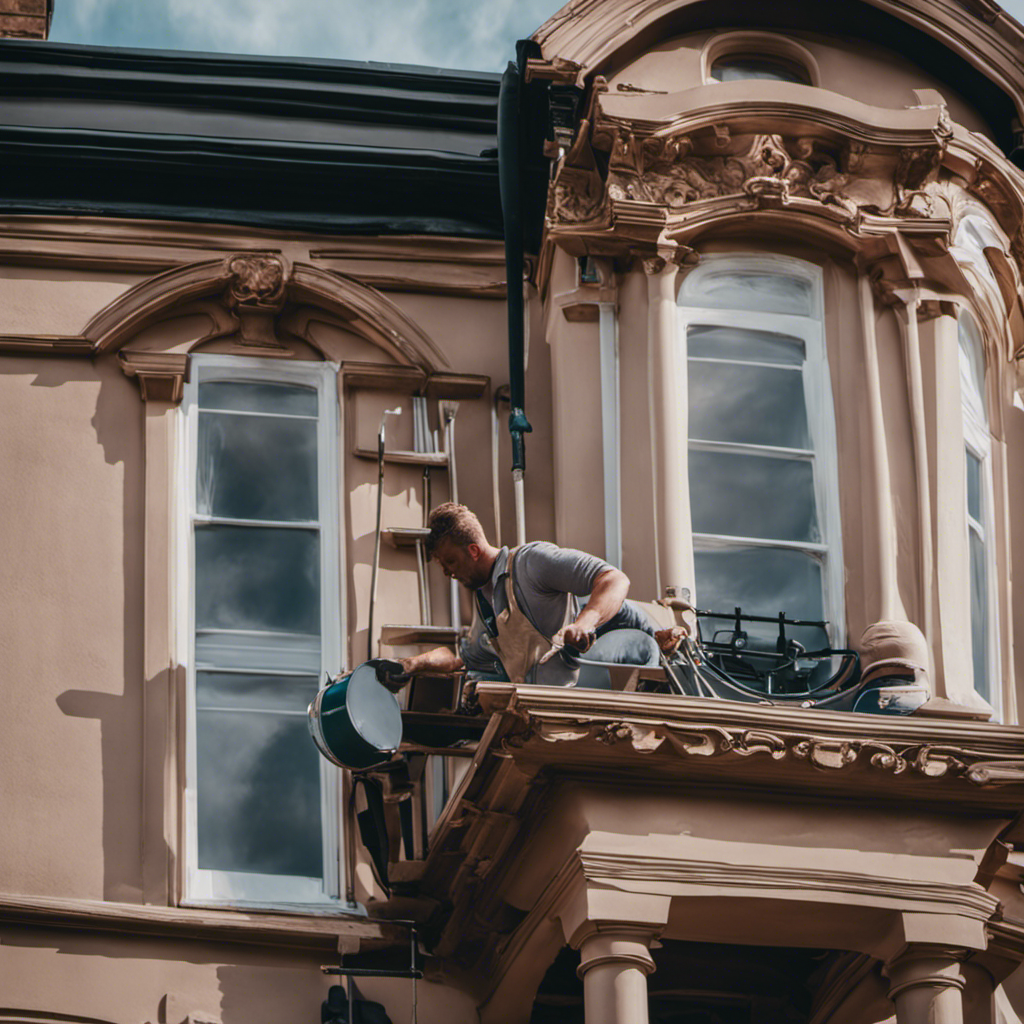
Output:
[{"xmin": 49, "ymin": 0, "xmax": 561, "ymax": 71}]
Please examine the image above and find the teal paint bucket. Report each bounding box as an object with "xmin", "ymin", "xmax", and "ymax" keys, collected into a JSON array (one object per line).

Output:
[{"xmin": 307, "ymin": 663, "xmax": 403, "ymax": 771}]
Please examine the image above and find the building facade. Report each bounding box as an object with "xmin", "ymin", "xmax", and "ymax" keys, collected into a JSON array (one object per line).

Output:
[{"xmin": 4, "ymin": 1, "xmax": 1024, "ymax": 1022}]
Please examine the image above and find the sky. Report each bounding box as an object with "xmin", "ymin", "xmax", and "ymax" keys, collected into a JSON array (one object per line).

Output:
[
  {"xmin": 47, "ymin": 0, "xmax": 564, "ymax": 73},
  {"xmin": 45, "ymin": 0, "xmax": 1024, "ymax": 75}
]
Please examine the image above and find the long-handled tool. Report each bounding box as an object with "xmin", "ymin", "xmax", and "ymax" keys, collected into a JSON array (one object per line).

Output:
[
  {"xmin": 440, "ymin": 399, "xmax": 461, "ymax": 630},
  {"xmin": 367, "ymin": 406, "xmax": 402, "ymax": 661}
]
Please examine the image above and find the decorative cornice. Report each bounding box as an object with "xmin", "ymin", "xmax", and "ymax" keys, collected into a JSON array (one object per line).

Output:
[
  {"xmin": 476, "ymin": 684, "xmax": 1024, "ymax": 804},
  {"xmin": 522, "ymin": 716, "xmax": 1024, "ymax": 788},
  {"xmin": 544, "ymin": 90, "xmax": 965, "ymax": 261}
]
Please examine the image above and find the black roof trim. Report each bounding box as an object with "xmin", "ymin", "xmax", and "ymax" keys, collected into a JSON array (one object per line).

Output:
[{"xmin": 0, "ymin": 39, "xmax": 506, "ymax": 237}]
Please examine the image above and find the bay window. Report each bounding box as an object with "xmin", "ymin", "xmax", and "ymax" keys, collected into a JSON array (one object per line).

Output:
[
  {"xmin": 678, "ymin": 255, "xmax": 844, "ymax": 652},
  {"xmin": 180, "ymin": 355, "xmax": 347, "ymax": 907}
]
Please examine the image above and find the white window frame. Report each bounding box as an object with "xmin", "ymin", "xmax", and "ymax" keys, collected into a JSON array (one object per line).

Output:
[
  {"xmin": 678, "ymin": 253, "xmax": 845, "ymax": 646},
  {"xmin": 959, "ymin": 311, "xmax": 1001, "ymax": 716},
  {"xmin": 176, "ymin": 353, "xmax": 351, "ymax": 911}
]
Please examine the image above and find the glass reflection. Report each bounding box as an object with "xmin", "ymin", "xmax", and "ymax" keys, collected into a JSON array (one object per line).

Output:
[
  {"xmin": 958, "ymin": 316, "xmax": 987, "ymax": 425},
  {"xmin": 966, "ymin": 451, "xmax": 982, "ymax": 522},
  {"xmin": 197, "ymin": 671, "xmax": 319, "ymax": 713},
  {"xmin": 688, "ymin": 325, "xmax": 805, "ymax": 365},
  {"xmin": 198, "ymin": 412, "xmax": 318, "ymax": 522},
  {"xmin": 969, "ymin": 531, "xmax": 990, "ymax": 702},
  {"xmin": 690, "ymin": 450, "xmax": 820, "ymax": 543},
  {"xmin": 197, "ymin": 708, "xmax": 323, "ymax": 877},
  {"xmin": 683, "ymin": 272, "xmax": 813, "ymax": 316},
  {"xmin": 711, "ymin": 56, "xmax": 810, "ymax": 85},
  {"xmin": 689, "ymin": 361, "xmax": 809, "ymax": 449},
  {"xmin": 195, "ymin": 525, "xmax": 320, "ymax": 635},
  {"xmin": 199, "ymin": 380, "xmax": 318, "ymax": 417},
  {"xmin": 695, "ymin": 546, "xmax": 826, "ymax": 650}
]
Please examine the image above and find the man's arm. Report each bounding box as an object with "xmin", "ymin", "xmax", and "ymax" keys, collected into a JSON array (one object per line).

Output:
[
  {"xmin": 376, "ymin": 646, "xmax": 464, "ymax": 692},
  {"xmin": 558, "ymin": 567, "xmax": 630, "ymax": 651}
]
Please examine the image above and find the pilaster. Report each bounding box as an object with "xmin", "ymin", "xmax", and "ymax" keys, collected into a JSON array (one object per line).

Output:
[{"xmin": 644, "ymin": 255, "xmax": 693, "ymax": 600}]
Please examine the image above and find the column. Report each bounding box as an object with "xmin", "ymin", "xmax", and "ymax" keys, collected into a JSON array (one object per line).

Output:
[
  {"xmin": 858, "ymin": 273, "xmax": 906, "ymax": 622},
  {"xmin": 577, "ymin": 927, "xmax": 658, "ymax": 1024},
  {"xmin": 644, "ymin": 256, "xmax": 693, "ymax": 599},
  {"xmin": 960, "ymin": 961, "xmax": 996, "ymax": 1024},
  {"xmin": 884, "ymin": 945, "xmax": 966, "ymax": 1024}
]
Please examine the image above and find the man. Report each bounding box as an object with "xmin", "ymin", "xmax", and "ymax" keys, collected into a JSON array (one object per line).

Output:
[{"xmin": 389, "ymin": 502, "xmax": 653, "ymax": 687}]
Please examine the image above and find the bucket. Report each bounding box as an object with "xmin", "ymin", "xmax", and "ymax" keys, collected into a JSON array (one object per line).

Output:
[{"xmin": 308, "ymin": 663, "xmax": 403, "ymax": 770}]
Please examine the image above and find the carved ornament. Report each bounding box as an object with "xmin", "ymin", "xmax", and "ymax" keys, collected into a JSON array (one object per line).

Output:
[
  {"xmin": 225, "ymin": 253, "xmax": 291, "ymax": 349},
  {"xmin": 528, "ymin": 717, "xmax": 1024, "ymax": 787}
]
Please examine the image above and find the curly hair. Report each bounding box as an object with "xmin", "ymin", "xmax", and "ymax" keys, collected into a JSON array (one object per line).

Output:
[{"xmin": 425, "ymin": 502, "xmax": 487, "ymax": 559}]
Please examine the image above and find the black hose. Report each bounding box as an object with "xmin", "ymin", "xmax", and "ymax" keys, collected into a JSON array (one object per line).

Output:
[{"xmin": 498, "ymin": 60, "xmax": 532, "ymax": 473}]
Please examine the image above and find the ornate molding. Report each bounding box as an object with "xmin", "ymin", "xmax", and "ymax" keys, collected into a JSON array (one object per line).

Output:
[
  {"xmin": 527, "ymin": 716, "xmax": 1024, "ymax": 787},
  {"xmin": 117, "ymin": 350, "xmax": 189, "ymax": 403},
  {"xmin": 546, "ymin": 116, "xmax": 961, "ymax": 266}
]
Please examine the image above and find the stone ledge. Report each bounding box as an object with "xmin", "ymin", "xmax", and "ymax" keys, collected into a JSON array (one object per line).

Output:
[{"xmin": 0, "ymin": 891, "xmax": 403, "ymax": 952}]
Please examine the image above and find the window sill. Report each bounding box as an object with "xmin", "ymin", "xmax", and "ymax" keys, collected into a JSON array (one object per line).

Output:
[{"xmin": 0, "ymin": 891, "xmax": 401, "ymax": 952}]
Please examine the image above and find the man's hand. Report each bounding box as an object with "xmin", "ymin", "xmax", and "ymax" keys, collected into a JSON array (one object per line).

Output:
[
  {"xmin": 549, "ymin": 567, "xmax": 630, "ymax": 658},
  {"xmin": 553, "ymin": 623, "xmax": 597, "ymax": 654}
]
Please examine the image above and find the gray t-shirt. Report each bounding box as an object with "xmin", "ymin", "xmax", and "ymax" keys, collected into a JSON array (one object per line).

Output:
[{"xmin": 462, "ymin": 542, "xmax": 652, "ymax": 686}]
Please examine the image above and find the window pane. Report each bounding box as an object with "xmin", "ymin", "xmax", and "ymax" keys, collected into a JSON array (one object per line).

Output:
[
  {"xmin": 197, "ymin": 671, "xmax": 319, "ymax": 713},
  {"xmin": 695, "ymin": 546, "xmax": 826, "ymax": 650},
  {"xmin": 197, "ymin": 412, "xmax": 318, "ymax": 521},
  {"xmin": 688, "ymin": 324, "xmax": 805, "ymax": 365},
  {"xmin": 969, "ymin": 530, "xmax": 990, "ymax": 702},
  {"xmin": 195, "ymin": 524, "xmax": 320, "ymax": 635},
  {"xmin": 966, "ymin": 450, "xmax": 983, "ymax": 523},
  {"xmin": 199, "ymin": 380, "xmax": 318, "ymax": 417},
  {"xmin": 689, "ymin": 361, "xmax": 810, "ymax": 449},
  {"xmin": 682, "ymin": 271, "xmax": 813, "ymax": 316},
  {"xmin": 711, "ymin": 56, "xmax": 810, "ymax": 85},
  {"xmin": 690, "ymin": 450, "xmax": 820, "ymax": 543},
  {"xmin": 958, "ymin": 315, "xmax": 986, "ymax": 424},
  {"xmin": 197, "ymin": 708, "xmax": 323, "ymax": 877}
]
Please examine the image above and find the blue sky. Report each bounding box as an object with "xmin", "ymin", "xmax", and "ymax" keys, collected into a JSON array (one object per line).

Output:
[
  {"xmin": 48, "ymin": 0, "xmax": 562, "ymax": 71},
  {"xmin": 47, "ymin": 0, "xmax": 1024, "ymax": 74}
]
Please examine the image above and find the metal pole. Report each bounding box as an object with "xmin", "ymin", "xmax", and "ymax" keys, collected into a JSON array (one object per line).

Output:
[
  {"xmin": 498, "ymin": 60, "xmax": 532, "ymax": 547},
  {"xmin": 368, "ymin": 408, "xmax": 401, "ymax": 661}
]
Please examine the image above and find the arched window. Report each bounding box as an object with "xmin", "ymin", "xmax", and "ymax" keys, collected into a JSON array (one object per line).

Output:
[
  {"xmin": 678, "ymin": 255, "xmax": 843, "ymax": 652},
  {"xmin": 710, "ymin": 54, "xmax": 811, "ymax": 85},
  {"xmin": 959, "ymin": 311, "xmax": 998, "ymax": 710}
]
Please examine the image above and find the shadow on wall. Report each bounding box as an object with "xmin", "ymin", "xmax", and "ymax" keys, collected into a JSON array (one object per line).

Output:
[
  {"xmin": 216, "ymin": 962, "xmax": 331, "ymax": 1024},
  {"xmin": 4, "ymin": 357, "xmax": 150, "ymax": 903}
]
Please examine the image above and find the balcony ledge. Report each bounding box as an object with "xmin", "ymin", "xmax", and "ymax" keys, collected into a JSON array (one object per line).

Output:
[{"xmin": 461, "ymin": 683, "xmax": 1024, "ymax": 814}]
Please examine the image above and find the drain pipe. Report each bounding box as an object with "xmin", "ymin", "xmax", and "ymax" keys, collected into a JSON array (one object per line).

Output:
[{"xmin": 498, "ymin": 58, "xmax": 531, "ymax": 547}]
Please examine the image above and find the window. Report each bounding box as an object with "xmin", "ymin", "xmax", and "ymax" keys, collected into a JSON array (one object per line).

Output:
[
  {"xmin": 179, "ymin": 354, "xmax": 346, "ymax": 907},
  {"xmin": 678, "ymin": 255, "xmax": 843, "ymax": 652},
  {"xmin": 710, "ymin": 54, "xmax": 810, "ymax": 85},
  {"xmin": 702, "ymin": 33, "xmax": 819, "ymax": 88},
  {"xmin": 959, "ymin": 312, "xmax": 998, "ymax": 711}
]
